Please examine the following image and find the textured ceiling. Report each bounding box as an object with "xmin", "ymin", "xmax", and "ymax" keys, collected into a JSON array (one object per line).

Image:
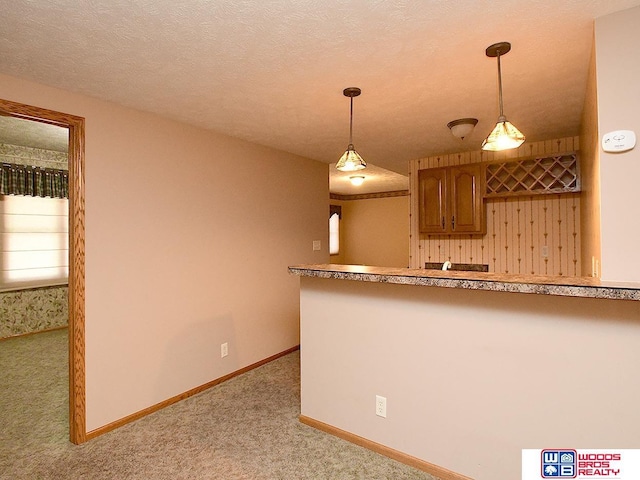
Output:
[
  {"xmin": 2, "ymin": 0, "xmax": 640, "ymax": 184},
  {"xmin": 329, "ymin": 163, "xmax": 408, "ymax": 195}
]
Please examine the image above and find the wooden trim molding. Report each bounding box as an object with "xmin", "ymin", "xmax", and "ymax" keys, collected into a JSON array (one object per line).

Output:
[
  {"xmin": 299, "ymin": 415, "xmax": 474, "ymax": 480},
  {"xmin": 330, "ymin": 190, "xmax": 409, "ymax": 201},
  {"xmin": 0, "ymin": 98, "xmax": 86, "ymax": 444},
  {"xmin": 87, "ymin": 346, "xmax": 300, "ymax": 440},
  {"xmin": 0, "ymin": 325, "xmax": 68, "ymax": 342}
]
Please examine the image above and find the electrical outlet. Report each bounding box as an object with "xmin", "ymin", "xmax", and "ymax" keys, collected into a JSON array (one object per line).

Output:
[
  {"xmin": 541, "ymin": 245, "xmax": 549, "ymax": 258},
  {"xmin": 221, "ymin": 342, "xmax": 228, "ymax": 358},
  {"xmin": 312, "ymin": 240, "xmax": 321, "ymax": 251},
  {"xmin": 375, "ymin": 395, "xmax": 387, "ymax": 418}
]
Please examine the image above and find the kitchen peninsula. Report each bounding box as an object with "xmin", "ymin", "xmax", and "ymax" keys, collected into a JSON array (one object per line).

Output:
[{"xmin": 290, "ymin": 264, "xmax": 640, "ymax": 480}]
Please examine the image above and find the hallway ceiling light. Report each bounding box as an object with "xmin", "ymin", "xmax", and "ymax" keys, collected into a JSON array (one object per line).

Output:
[
  {"xmin": 349, "ymin": 176, "xmax": 365, "ymax": 186},
  {"xmin": 482, "ymin": 42, "xmax": 525, "ymax": 151},
  {"xmin": 336, "ymin": 87, "xmax": 367, "ymax": 171},
  {"xmin": 447, "ymin": 118, "xmax": 478, "ymax": 140}
]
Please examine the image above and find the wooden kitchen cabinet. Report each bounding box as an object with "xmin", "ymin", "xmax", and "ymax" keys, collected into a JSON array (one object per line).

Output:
[{"xmin": 418, "ymin": 163, "xmax": 485, "ymax": 234}]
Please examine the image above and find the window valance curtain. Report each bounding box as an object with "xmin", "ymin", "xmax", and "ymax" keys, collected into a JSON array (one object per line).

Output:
[{"xmin": 0, "ymin": 163, "xmax": 69, "ymax": 199}]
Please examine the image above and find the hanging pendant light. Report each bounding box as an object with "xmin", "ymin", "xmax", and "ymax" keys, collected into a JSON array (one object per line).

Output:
[
  {"xmin": 336, "ymin": 87, "xmax": 366, "ymax": 171},
  {"xmin": 482, "ymin": 42, "xmax": 525, "ymax": 151}
]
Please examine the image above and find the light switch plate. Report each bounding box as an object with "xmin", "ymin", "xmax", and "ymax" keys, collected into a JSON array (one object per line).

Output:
[{"xmin": 602, "ymin": 130, "xmax": 636, "ymax": 153}]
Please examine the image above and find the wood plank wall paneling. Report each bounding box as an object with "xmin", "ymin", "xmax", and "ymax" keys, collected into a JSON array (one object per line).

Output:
[{"xmin": 409, "ymin": 136, "xmax": 581, "ymax": 276}]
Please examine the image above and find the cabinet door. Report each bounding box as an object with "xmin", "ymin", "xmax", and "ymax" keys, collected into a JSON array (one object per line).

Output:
[
  {"xmin": 418, "ymin": 167, "xmax": 448, "ymax": 233},
  {"xmin": 450, "ymin": 164, "xmax": 484, "ymax": 234}
]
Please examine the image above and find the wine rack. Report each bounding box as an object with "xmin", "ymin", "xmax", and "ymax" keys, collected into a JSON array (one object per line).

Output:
[{"xmin": 485, "ymin": 152, "xmax": 580, "ymax": 198}]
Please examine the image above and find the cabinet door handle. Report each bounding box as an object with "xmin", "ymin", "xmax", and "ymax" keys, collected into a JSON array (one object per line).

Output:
[
  {"xmin": 451, "ymin": 216, "xmax": 455, "ymax": 230},
  {"xmin": 442, "ymin": 216, "xmax": 445, "ymax": 229}
]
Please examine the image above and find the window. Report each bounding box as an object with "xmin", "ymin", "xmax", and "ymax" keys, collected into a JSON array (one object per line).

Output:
[
  {"xmin": 329, "ymin": 205, "xmax": 341, "ymax": 255},
  {"xmin": 1, "ymin": 194, "xmax": 69, "ymax": 290}
]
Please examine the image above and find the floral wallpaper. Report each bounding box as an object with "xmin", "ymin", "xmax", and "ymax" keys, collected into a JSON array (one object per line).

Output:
[
  {"xmin": 0, "ymin": 286, "xmax": 68, "ymax": 339},
  {"xmin": 0, "ymin": 143, "xmax": 68, "ymax": 170}
]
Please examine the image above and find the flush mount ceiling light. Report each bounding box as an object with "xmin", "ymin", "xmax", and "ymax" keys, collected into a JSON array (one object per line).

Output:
[
  {"xmin": 482, "ymin": 42, "xmax": 525, "ymax": 151},
  {"xmin": 447, "ymin": 118, "xmax": 478, "ymax": 140},
  {"xmin": 336, "ymin": 87, "xmax": 367, "ymax": 172},
  {"xmin": 349, "ymin": 176, "xmax": 365, "ymax": 186}
]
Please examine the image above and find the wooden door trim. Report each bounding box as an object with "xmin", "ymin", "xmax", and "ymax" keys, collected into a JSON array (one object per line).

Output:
[{"xmin": 0, "ymin": 98, "xmax": 86, "ymax": 444}]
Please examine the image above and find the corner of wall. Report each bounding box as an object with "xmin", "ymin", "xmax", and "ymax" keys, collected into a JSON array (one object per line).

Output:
[
  {"xmin": 595, "ymin": 5, "xmax": 640, "ymax": 282},
  {"xmin": 579, "ymin": 32, "xmax": 602, "ymax": 278}
]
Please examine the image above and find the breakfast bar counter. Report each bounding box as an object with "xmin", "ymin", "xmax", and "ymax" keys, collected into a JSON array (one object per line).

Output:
[
  {"xmin": 289, "ymin": 264, "xmax": 640, "ymax": 480},
  {"xmin": 288, "ymin": 264, "xmax": 640, "ymax": 302}
]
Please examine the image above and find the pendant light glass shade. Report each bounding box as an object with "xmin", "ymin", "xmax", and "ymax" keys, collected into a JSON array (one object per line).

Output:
[
  {"xmin": 336, "ymin": 87, "xmax": 367, "ymax": 171},
  {"xmin": 337, "ymin": 144, "xmax": 366, "ymax": 172},
  {"xmin": 481, "ymin": 116, "xmax": 525, "ymax": 151},
  {"xmin": 482, "ymin": 42, "xmax": 525, "ymax": 152}
]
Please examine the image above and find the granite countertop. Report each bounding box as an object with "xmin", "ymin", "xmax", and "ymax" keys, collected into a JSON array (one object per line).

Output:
[{"xmin": 288, "ymin": 264, "xmax": 640, "ymax": 302}]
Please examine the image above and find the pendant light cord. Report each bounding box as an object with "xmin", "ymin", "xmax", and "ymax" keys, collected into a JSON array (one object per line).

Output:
[
  {"xmin": 349, "ymin": 96, "xmax": 354, "ymax": 144},
  {"xmin": 497, "ymin": 50, "xmax": 504, "ymax": 118}
]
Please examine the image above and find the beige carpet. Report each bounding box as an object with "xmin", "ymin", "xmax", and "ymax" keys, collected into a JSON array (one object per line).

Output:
[{"xmin": 0, "ymin": 329, "xmax": 440, "ymax": 479}]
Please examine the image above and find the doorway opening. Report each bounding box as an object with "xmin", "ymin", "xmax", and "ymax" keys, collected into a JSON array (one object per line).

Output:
[{"xmin": 0, "ymin": 98, "xmax": 86, "ymax": 444}]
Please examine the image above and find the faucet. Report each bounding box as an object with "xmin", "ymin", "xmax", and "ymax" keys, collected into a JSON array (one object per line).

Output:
[{"xmin": 442, "ymin": 261, "xmax": 452, "ymax": 271}]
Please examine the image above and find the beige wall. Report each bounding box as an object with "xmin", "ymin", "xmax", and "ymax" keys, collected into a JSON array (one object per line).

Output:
[
  {"xmin": 595, "ymin": 6, "xmax": 640, "ymax": 282},
  {"xmin": 0, "ymin": 73, "xmax": 329, "ymax": 432},
  {"xmin": 332, "ymin": 196, "xmax": 409, "ymax": 268},
  {"xmin": 409, "ymin": 137, "xmax": 582, "ymax": 275},
  {"xmin": 300, "ymin": 277, "xmax": 640, "ymax": 480},
  {"xmin": 579, "ymin": 39, "xmax": 602, "ymax": 277}
]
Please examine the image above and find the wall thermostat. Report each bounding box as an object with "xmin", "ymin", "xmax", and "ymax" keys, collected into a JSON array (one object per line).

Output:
[{"xmin": 602, "ymin": 130, "xmax": 636, "ymax": 153}]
